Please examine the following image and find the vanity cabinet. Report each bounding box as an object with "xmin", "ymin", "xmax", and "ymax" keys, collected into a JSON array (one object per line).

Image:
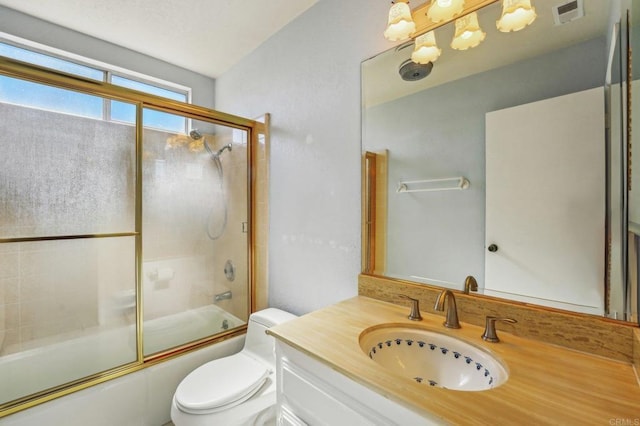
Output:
[{"xmin": 274, "ymin": 340, "xmax": 439, "ymax": 426}]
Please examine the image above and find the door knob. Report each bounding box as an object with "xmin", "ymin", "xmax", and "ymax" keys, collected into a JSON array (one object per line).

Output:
[{"xmin": 488, "ymin": 244, "xmax": 498, "ymax": 252}]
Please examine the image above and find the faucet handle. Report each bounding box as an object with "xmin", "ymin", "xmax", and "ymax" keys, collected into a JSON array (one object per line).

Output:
[
  {"xmin": 398, "ymin": 294, "xmax": 423, "ymax": 321},
  {"xmin": 482, "ymin": 316, "xmax": 517, "ymax": 343}
]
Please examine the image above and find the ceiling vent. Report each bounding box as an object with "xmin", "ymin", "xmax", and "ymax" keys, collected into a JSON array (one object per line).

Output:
[{"xmin": 553, "ymin": 0, "xmax": 584, "ymax": 25}]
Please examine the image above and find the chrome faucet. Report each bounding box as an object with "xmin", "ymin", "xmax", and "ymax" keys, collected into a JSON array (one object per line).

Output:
[
  {"xmin": 463, "ymin": 275, "xmax": 478, "ymax": 294},
  {"xmin": 398, "ymin": 295, "xmax": 423, "ymax": 321},
  {"xmin": 214, "ymin": 290, "xmax": 232, "ymax": 302},
  {"xmin": 434, "ymin": 290, "xmax": 460, "ymax": 329},
  {"xmin": 481, "ymin": 316, "xmax": 517, "ymax": 343}
]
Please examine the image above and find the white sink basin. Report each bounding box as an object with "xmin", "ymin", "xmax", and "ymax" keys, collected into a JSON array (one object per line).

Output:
[{"xmin": 359, "ymin": 326, "xmax": 508, "ymax": 391}]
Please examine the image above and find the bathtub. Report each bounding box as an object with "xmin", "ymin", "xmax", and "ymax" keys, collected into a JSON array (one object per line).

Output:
[
  {"xmin": 0, "ymin": 305, "xmax": 244, "ymax": 405},
  {"xmin": 143, "ymin": 305, "xmax": 244, "ymax": 355}
]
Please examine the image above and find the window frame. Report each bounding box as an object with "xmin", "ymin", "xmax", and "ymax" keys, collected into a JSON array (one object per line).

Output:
[{"xmin": 0, "ymin": 32, "xmax": 192, "ymax": 131}]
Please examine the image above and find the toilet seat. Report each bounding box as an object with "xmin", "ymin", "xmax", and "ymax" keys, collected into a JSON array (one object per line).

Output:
[{"xmin": 174, "ymin": 353, "xmax": 270, "ymax": 415}]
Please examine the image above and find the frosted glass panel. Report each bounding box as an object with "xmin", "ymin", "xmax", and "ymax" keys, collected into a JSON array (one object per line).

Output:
[
  {"xmin": 0, "ymin": 83, "xmax": 136, "ymax": 238},
  {"xmin": 0, "ymin": 237, "xmax": 137, "ymax": 404},
  {"xmin": 142, "ymin": 112, "xmax": 249, "ymax": 356}
]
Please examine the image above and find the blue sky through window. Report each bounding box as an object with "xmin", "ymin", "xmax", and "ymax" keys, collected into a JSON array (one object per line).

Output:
[
  {"xmin": 0, "ymin": 42, "xmax": 103, "ymax": 80},
  {"xmin": 0, "ymin": 40, "xmax": 190, "ymax": 133}
]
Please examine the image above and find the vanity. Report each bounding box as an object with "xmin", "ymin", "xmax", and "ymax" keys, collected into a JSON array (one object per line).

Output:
[{"xmin": 268, "ymin": 296, "xmax": 640, "ymax": 424}]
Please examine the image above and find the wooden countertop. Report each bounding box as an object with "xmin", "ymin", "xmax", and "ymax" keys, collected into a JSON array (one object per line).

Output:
[{"xmin": 268, "ymin": 296, "xmax": 640, "ymax": 425}]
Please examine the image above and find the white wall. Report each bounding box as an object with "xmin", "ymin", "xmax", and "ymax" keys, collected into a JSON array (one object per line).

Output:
[{"xmin": 215, "ymin": 0, "xmax": 391, "ymax": 314}]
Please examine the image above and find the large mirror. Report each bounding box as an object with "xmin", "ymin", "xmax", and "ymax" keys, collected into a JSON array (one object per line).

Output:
[{"xmin": 362, "ymin": 0, "xmax": 639, "ymax": 323}]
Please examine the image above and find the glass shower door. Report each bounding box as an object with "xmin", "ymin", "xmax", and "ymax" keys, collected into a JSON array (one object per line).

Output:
[
  {"xmin": 0, "ymin": 76, "xmax": 138, "ymax": 404},
  {"xmin": 141, "ymin": 110, "xmax": 249, "ymax": 356}
]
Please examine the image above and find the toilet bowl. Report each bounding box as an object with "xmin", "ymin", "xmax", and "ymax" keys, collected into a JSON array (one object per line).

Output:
[{"xmin": 171, "ymin": 308, "xmax": 297, "ymax": 426}]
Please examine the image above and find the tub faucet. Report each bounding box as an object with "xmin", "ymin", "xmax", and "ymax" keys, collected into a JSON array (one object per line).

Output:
[
  {"xmin": 434, "ymin": 290, "xmax": 460, "ymax": 329},
  {"xmin": 214, "ymin": 290, "xmax": 232, "ymax": 302}
]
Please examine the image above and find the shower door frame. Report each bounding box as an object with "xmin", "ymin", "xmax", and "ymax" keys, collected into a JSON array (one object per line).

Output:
[{"xmin": 0, "ymin": 56, "xmax": 261, "ymax": 417}]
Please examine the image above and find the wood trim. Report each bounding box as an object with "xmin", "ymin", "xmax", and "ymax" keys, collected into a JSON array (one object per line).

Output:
[
  {"xmin": 252, "ymin": 114, "xmax": 270, "ymax": 312},
  {"xmin": 362, "ymin": 152, "xmax": 375, "ymax": 272},
  {"xmin": 634, "ymin": 329, "xmax": 640, "ymax": 384},
  {"xmin": 410, "ymin": 0, "xmax": 499, "ymax": 39},
  {"xmin": 362, "ymin": 151, "xmax": 388, "ymax": 275},
  {"xmin": 374, "ymin": 151, "xmax": 388, "ymax": 274}
]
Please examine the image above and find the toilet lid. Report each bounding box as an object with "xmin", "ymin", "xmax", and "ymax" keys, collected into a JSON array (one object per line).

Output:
[{"xmin": 175, "ymin": 353, "xmax": 270, "ymax": 413}]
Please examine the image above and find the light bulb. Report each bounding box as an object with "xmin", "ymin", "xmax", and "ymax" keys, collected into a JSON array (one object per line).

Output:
[
  {"xmin": 384, "ymin": 2, "xmax": 416, "ymax": 41},
  {"xmin": 450, "ymin": 12, "xmax": 486, "ymax": 50},
  {"xmin": 411, "ymin": 31, "xmax": 442, "ymax": 64},
  {"xmin": 427, "ymin": 0, "xmax": 465, "ymax": 23},
  {"xmin": 496, "ymin": 0, "xmax": 537, "ymax": 32}
]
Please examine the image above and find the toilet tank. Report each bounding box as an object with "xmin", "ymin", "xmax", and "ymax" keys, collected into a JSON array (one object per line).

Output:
[{"xmin": 243, "ymin": 308, "xmax": 297, "ymax": 365}]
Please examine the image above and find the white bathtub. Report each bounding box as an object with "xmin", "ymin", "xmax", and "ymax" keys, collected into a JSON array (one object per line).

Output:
[
  {"xmin": 0, "ymin": 305, "xmax": 244, "ymax": 405},
  {"xmin": 143, "ymin": 305, "xmax": 244, "ymax": 355}
]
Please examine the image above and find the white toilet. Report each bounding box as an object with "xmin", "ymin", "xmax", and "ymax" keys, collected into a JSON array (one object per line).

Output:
[{"xmin": 171, "ymin": 308, "xmax": 297, "ymax": 426}]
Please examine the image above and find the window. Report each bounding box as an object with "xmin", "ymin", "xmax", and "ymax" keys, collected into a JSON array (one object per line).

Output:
[{"xmin": 0, "ymin": 37, "xmax": 190, "ymax": 133}]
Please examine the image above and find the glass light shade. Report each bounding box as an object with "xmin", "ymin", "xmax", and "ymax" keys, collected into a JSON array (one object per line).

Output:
[
  {"xmin": 427, "ymin": 0, "xmax": 465, "ymax": 23},
  {"xmin": 411, "ymin": 31, "xmax": 442, "ymax": 64},
  {"xmin": 451, "ymin": 12, "xmax": 486, "ymax": 50},
  {"xmin": 496, "ymin": 0, "xmax": 537, "ymax": 32},
  {"xmin": 384, "ymin": 2, "xmax": 416, "ymax": 41}
]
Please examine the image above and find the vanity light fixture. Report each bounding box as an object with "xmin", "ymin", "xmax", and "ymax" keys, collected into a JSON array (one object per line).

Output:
[
  {"xmin": 384, "ymin": 0, "xmax": 537, "ymax": 66},
  {"xmin": 384, "ymin": 0, "xmax": 417, "ymax": 41},
  {"xmin": 411, "ymin": 31, "xmax": 442, "ymax": 64},
  {"xmin": 451, "ymin": 12, "xmax": 486, "ymax": 50},
  {"xmin": 496, "ymin": 0, "xmax": 537, "ymax": 32},
  {"xmin": 427, "ymin": 0, "xmax": 466, "ymax": 23}
]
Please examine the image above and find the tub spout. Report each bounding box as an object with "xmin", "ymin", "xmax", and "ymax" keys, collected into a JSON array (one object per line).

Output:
[{"xmin": 214, "ymin": 290, "xmax": 232, "ymax": 302}]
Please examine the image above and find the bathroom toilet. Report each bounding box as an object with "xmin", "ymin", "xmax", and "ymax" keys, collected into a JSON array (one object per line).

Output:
[{"xmin": 171, "ymin": 308, "xmax": 297, "ymax": 426}]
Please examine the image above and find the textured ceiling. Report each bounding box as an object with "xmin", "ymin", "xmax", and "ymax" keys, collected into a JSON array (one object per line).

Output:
[{"xmin": 0, "ymin": 0, "xmax": 318, "ymax": 78}]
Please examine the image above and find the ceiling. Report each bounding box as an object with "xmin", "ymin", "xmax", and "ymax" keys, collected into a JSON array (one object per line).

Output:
[
  {"xmin": 364, "ymin": 0, "xmax": 611, "ymax": 107},
  {"xmin": 0, "ymin": 0, "xmax": 319, "ymax": 78}
]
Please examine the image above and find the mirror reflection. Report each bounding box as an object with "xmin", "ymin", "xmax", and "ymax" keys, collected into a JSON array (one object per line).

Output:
[{"xmin": 362, "ymin": 0, "xmax": 638, "ymax": 322}]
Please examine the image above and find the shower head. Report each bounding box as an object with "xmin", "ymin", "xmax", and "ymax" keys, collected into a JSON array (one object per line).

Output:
[{"xmin": 189, "ymin": 129, "xmax": 202, "ymax": 140}]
